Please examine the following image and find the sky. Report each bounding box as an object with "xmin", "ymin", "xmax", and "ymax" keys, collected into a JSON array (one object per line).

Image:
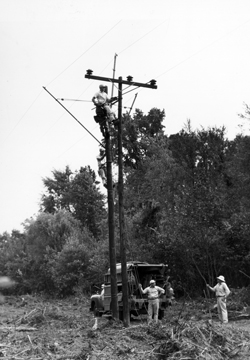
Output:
[{"xmin": 0, "ymin": 0, "xmax": 250, "ymax": 234}]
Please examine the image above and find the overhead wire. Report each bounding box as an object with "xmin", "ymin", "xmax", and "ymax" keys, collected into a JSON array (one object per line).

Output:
[
  {"xmin": 118, "ymin": 19, "xmax": 168, "ymax": 56},
  {"xmin": 119, "ymin": 16, "xmax": 250, "ymax": 125},
  {"xmin": 0, "ymin": 89, "xmax": 43, "ymax": 149},
  {"xmin": 109, "ymin": 2, "xmax": 174, "ymax": 116},
  {"xmin": 155, "ymin": 18, "xmax": 250, "ymax": 81},
  {"xmin": 45, "ymin": 20, "xmax": 122, "ymax": 87}
]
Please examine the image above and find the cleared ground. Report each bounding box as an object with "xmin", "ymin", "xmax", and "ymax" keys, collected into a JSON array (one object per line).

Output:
[{"xmin": 0, "ymin": 294, "xmax": 250, "ymax": 359}]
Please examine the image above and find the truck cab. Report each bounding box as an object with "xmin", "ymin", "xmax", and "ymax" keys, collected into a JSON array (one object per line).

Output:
[{"xmin": 90, "ymin": 261, "xmax": 173, "ymax": 320}]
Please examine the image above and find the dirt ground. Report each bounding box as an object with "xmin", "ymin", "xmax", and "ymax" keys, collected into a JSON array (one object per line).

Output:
[{"xmin": 0, "ymin": 294, "xmax": 250, "ymax": 359}]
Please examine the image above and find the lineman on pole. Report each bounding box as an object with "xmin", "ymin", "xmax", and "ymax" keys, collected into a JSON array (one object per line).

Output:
[{"xmin": 92, "ymin": 84, "xmax": 117, "ymax": 122}]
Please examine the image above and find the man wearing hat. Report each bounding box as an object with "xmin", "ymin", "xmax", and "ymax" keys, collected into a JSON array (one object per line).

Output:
[
  {"xmin": 206, "ymin": 275, "xmax": 230, "ymax": 324},
  {"xmin": 139, "ymin": 280, "xmax": 165, "ymax": 323}
]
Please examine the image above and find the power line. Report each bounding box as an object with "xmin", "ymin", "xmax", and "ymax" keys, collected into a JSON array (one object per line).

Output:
[
  {"xmin": 118, "ymin": 19, "xmax": 168, "ymax": 55},
  {"xmin": 46, "ymin": 20, "xmax": 122, "ymax": 87},
  {"xmin": 156, "ymin": 18, "xmax": 250, "ymax": 80},
  {"xmin": 0, "ymin": 90, "xmax": 43, "ymax": 149}
]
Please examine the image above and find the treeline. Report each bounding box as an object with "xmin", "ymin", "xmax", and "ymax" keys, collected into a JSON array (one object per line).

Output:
[{"xmin": 1, "ymin": 107, "xmax": 250, "ymax": 297}]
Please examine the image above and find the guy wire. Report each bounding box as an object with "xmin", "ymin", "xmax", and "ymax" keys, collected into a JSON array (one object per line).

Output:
[{"xmin": 43, "ymin": 87, "xmax": 105, "ymax": 148}]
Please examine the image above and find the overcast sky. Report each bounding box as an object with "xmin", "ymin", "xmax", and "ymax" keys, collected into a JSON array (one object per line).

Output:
[{"xmin": 1, "ymin": 0, "xmax": 250, "ymax": 234}]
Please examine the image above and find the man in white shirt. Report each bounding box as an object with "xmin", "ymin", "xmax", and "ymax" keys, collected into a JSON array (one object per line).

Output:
[
  {"xmin": 206, "ymin": 275, "xmax": 230, "ymax": 324},
  {"xmin": 92, "ymin": 85, "xmax": 115, "ymax": 121},
  {"xmin": 139, "ymin": 280, "xmax": 165, "ymax": 323},
  {"xmin": 100, "ymin": 284, "xmax": 105, "ymax": 301}
]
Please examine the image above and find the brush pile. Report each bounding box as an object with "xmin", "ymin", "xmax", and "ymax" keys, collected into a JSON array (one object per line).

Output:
[{"xmin": 83, "ymin": 318, "xmax": 250, "ymax": 360}]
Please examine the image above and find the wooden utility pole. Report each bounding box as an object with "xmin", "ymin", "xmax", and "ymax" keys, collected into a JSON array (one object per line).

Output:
[
  {"xmin": 117, "ymin": 76, "xmax": 130, "ymax": 326},
  {"xmin": 85, "ymin": 70, "xmax": 157, "ymax": 325},
  {"xmin": 105, "ymin": 129, "xmax": 118, "ymax": 319}
]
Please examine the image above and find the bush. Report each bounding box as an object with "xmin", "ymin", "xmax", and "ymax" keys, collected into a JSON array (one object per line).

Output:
[{"xmin": 47, "ymin": 240, "xmax": 91, "ymax": 297}]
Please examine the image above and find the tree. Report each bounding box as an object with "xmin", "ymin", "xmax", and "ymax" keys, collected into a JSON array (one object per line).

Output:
[
  {"xmin": 45, "ymin": 237, "xmax": 91, "ymax": 296},
  {"xmin": 24, "ymin": 210, "xmax": 83, "ymax": 259},
  {"xmin": 41, "ymin": 166, "xmax": 107, "ymax": 238},
  {"xmin": 116, "ymin": 108, "xmax": 165, "ymax": 169},
  {"xmin": 122, "ymin": 123, "xmax": 241, "ymax": 293}
]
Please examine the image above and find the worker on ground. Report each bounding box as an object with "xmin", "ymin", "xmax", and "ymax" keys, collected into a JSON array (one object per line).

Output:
[
  {"xmin": 92, "ymin": 85, "xmax": 116, "ymax": 121},
  {"xmin": 100, "ymin": 284, "xmax": 105, "ymax": 301},
  {"xmin": 139, "ymin": 280, "xmax": 165, "ymax": 323},
  {"xmin": 206, "ymin": 275, "xmax": 230, "ymax": 324}
]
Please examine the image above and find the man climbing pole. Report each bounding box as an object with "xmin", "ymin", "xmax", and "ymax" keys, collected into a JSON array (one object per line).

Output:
[
  {"xmin": 92, "ymin": 85, "xmax": 118, "ymax": 137},
  {"xmin": 92, "ymin": 84, "xmax": 116, "ymax": 121},
  {"xmin": 96, "ymin": 151, "xmax": 107, "ymax": 188}
]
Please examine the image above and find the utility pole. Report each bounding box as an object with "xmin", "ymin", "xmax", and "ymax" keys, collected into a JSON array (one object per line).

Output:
[
  {"xmin": 117, "ymin": 76, "xmax": 129, "ymax": 325},
  {"xmin": 105, "ymin": 127, "xmax": 118, "ymax": 319},
  {"xmin": 85, "ymin": 69, "xmax": 157, "ymax": 326}
]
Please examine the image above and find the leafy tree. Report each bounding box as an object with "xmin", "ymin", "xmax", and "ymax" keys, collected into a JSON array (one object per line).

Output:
[
  {"xmin": 122, "ymin": 123, "xmax": 243, "ymax": 293},
  {"xmin": 41, "ymin": 166, "xmax": 107, "ymax": 238},
  {"xmin": 116, "ymin": 108, "xmax": 165, "ymax": 169},
  {"xmin": 45, "ymin": 237, "xmax": 91, "ymax": 296},
  {"xmin": 24, "ymin": 210, "xmax": 82, "ymax": 259},
  {"xmin": 220, "ymin": 135, "xmax": 250, "ymax": 285},
  {"xmin": 23, "ymin": 210, "xmax": 98, "ymax": 294},
  {"xmin": 41, "ymin": 165, "xmax": 72, "ymax": 212},
  {"xmin": 0, "ymin": 230, "xmax": 32, "ymax": 294}
]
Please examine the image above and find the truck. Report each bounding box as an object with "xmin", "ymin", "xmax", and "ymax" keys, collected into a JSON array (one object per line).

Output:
[{"xmin": 90, "ymin": 261, "xmax": 173, "ymax": 320}]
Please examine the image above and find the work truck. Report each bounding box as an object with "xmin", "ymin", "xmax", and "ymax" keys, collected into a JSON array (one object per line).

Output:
[{"xmin": 90, "ymin": 261, "xmax": 174, "ymax": 320}]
